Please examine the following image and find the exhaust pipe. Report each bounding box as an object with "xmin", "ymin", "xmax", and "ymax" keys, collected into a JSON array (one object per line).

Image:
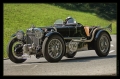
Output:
[
  {"xmin": 73, "ymin": 28, "xmax": 100, "ymax": 42},
  {"xmin": 64, "ymin": 28, "xmax": 100, "ymax": 42}
]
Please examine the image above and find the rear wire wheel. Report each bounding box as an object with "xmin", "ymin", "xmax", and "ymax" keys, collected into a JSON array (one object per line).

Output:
[{"xmin": 94, "ymin": 32, "xmax": 110, "ymax": 57}]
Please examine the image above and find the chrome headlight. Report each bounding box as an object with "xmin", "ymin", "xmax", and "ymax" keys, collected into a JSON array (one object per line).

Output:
[
  {"xmin": 34, "ymin": 28, "xmax": 44, "ymax": 39},
  {"xmin": 16, "ymin": 31, "xmax": 24, "ymax": 40}
]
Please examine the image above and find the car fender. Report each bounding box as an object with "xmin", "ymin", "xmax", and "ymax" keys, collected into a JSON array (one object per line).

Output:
[
  {"xmin": 11, "ymin": 30, "xmax": 24, "ymax": 38},
  {"xmin": 11, "ymin": 33, "xmax": 16, "ymax": 37},
  {"xmin": 94, "ymin": 29, "xmax": 112, "ymax": 41},
  {"xmin": 45, "ymin": 31, "xmax": 65, "ymax": 42}
]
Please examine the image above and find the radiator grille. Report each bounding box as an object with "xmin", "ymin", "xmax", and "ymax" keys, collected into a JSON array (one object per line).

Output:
[{"xmin": 26, "ymin": 32, "xmax": 39, "ymax": 46}]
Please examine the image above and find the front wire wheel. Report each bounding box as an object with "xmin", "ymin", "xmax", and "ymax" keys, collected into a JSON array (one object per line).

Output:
[
  {"xmin": 7, "ymin": 37, "xmax": 26, "ymax": 63},
  {"xmin": 94, "ymin": 32, "xmax": 110, "ymax": 57},
  {"xmin": 42, "ymin": 35, "xmax": 65, "ymax": 62}
]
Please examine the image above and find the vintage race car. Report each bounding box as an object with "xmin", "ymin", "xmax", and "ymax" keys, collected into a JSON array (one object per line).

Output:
[{"xmin": 7, "ymin": 16, "xmax": 112, "ymax": 63}]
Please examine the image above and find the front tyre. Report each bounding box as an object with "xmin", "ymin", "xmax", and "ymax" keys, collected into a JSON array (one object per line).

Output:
[
  {"xmin": 42, "ymin": 35, "xmax": 65, "ymax": 62},
  {"xmin": 94, "ymin": 32, "xmax": 110, "ymax": 57},
  {"xmin": 7, "ymin": 37, "xmax": 26, "ymax": 63}
]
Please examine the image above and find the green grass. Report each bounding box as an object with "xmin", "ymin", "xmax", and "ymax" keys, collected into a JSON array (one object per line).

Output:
[{"xmin": 3, "ymin": 3, "xmax": 117, "ymax": 58}]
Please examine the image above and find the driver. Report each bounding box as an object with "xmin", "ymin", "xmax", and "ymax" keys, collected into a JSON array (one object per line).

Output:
[{"xmin": 64, "ymin": 16, "xmax": 90, "ymax": 37}]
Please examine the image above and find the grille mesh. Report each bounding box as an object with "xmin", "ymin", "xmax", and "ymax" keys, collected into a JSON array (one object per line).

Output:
[{"xmin": 26, "ymin": 32, "xmax": 39, "ymax": 46}]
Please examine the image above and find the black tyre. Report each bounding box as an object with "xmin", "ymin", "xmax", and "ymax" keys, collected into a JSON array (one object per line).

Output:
[
  {"xmin": 7, "ymin": 37, "xmax": 26, "ymax": 63},
  {"xmin": 65, "ymin": 52, "xmax": 77, "ymax": 58},
  {"xmin": 94, "ymin": 32, "xmax": 110, "ymax": 57},
  {"xmin": 42, "ymin": 35, "xmax": 65, "ymax": 62}
]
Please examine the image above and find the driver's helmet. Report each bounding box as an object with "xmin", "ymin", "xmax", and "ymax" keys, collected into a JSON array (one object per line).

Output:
[
  {"xmin": 64, "ymin": 16, "xmax": 73, "ymax": 24},
  {"xmin": 65, "ymin": 16, "xmax": 73, "ymax": 22}
]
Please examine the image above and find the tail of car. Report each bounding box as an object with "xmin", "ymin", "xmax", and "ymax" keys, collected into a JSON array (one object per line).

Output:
[{"xmin": 103, "ymin": 23, "xmax": 112, "ymax": 32}]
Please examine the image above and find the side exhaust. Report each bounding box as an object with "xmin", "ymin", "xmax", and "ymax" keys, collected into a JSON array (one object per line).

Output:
[
  {"xmin": 72, "ymin": 28, "xmax": 100, "ymax": 42},
  {"xmin": 64, "ymin": 28, "xmax": 101, "ymax": 42}
]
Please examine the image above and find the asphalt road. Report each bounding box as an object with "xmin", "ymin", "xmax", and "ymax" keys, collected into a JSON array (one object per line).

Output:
[{"xmin": 3, "ymin": 35, "xmax": 117, "ymax": 76}]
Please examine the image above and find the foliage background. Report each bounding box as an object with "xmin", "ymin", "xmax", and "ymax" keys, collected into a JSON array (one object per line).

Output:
[{"xmin": 50, "ymin": 3, "xmax": 117, "ymax": 20}]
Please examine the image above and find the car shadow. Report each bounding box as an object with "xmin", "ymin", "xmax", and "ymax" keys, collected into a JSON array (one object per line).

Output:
[
  {"xmin": 26, "ymin": 54, "xmax": 116, "ymax": 64},
  {"xmin": 60, "ymin": 55, "xmax": 116, "ymax": 63}
]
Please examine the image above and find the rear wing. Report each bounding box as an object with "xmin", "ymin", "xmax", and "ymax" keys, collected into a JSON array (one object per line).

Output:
[{"xmin": 102, "ymin": 23, "xmax": 112, "ymax": 32}]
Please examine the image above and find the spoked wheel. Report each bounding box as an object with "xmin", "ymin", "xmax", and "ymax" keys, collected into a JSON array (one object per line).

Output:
[
  {"xmin": 7, "ymin": 37, "xmax": 26, "ymax": 63},
  {"xmin": 94, "ymin": 32, "xmax": 111, "ymax": 57},
  {"xmin": 42, "ymin": 35, "xmax": 65, "ymax": 62}
]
